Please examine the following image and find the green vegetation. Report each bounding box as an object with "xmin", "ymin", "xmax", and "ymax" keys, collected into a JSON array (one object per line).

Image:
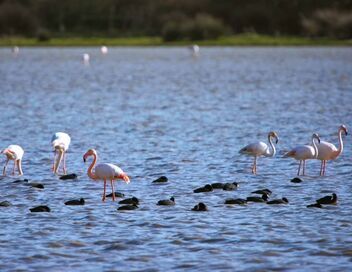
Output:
[{"xmin": 0, "ymin": 34, "xmax": 351, "ymax": 47}]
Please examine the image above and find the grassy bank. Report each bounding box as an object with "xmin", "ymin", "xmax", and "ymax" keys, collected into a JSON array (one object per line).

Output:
[{"xmin": 0, "ymin": 34, "xmax": 351, "ymax": 47}]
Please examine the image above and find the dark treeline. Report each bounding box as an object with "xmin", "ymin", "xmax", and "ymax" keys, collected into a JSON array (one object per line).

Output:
[{"xmin": 1, "ymin": 0, "xmax": 352, "ymax": 40}]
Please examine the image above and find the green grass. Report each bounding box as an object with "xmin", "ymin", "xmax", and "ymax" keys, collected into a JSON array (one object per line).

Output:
[{"xmin": 0, "ymin": 34, "xmax": 351, "ymax": 46}]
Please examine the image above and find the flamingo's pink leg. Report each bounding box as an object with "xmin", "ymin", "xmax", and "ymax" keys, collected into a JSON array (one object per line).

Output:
[
  {"xmin": 323, "ymin": 160, "xmax": 327, "ymax": 176},
  {"xmin": 63, "ymin": 152, "xmax": 67, "ymax": 174},
  {"xmin": 252, "ymin": 156, "xmax": 257, "ymax": 174},
  {"xmin": 297, "ymin": 160, "xmax": 302, "ymax": 176},
  {"xmin": 302, "ymin": 160, "xmax": 306, "ymax": 176},
  {"xmin": 17, "ymin": 159, "xmax": 23, "ymax": 176},
  {"xmin": 102, "ymin": 179, "xmax": 107, "ymax": 202},
  {"xmin": 3, "ymin": 159, "xmax": 9, "ymax": 176},
  {"xmin": 12, "ymin": 160, "xmax": 16, "ymax": 175},
  {"xmin": 319, "ymin": 160, "xmax": 323, "ymax": 176},
  {"xmin": 52, "ymin": 150, "xmax": 56, "ymax": 172},
  {"xmin": 111, "ymin": 179, "xmax": 115, "ymax": 201}
]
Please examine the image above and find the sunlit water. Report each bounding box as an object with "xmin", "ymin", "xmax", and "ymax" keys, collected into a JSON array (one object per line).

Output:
[{"xmin": 0, "ymin": 47, "xmax": 351, "ymax": 271}]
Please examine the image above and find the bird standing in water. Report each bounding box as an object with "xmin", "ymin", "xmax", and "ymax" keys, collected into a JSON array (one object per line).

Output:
[
  {"xmin": 316, "ymin": 125, "xmax": 348, "ymax": 176},
  {"xmin": 283, "ymin": 133, "xmax": 320, "ymax": 176},
  {"xmin": 239, "ymin": 131, "xmax": 279, "ymax": 174},
  {"xmin": 83, "ymin": 149, "xmax": 130, "ymax": 201},
  {"xmin": 52, "ymin": 132, "xmax": 71, "ymax": 175},
  {"xmin": 1, "ymin": 145, "xmax": 24, "ymax": 176}
]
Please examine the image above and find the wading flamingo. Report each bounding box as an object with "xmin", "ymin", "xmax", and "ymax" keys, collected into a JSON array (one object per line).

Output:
[
  {"xmin": 52, "ymin": 132, "xmax": 71, "ymax": 174},
  {"xmin": 189, "ymin": 45, "xmax": 200, "ymax": 57},
  {"xmin": 1, "ymin": 145, "xmax": 24, "ymax": 176},
  {"xmin": 83, "ymin": 149, "xmax": 130, "ymax": 202},
  {"xmin": 83, "ymin": 53, "xmax": 90, "ymax": 65},
  {"xmin": 283, "ymin": 133, "xmax": 320, "ymax": 176},
  {"xmin": 101, "ymin": 46, "xmax": 108, "ymax": 54},
  {"xmin": 317, "ymin": 125, "xmax": 348, "ymax": 176},
  {"xmin": 239, "ymin": 131, "xmax": 279, "ymax": 174}
]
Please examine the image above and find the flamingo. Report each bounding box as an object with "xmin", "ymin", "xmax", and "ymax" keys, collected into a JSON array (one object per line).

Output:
[
  {"xmin": 83, "ymin": 149, "xmax": 130, "ymax": 202},
  {"xmin": 317, "ymin": 125, "xmax": 348, "ymax": 176},
  {"xmin": 83, "ymin": 53, "xmax": 90, "ymax": 65},
  {"xmin": 239, "ymin": 131, "xmax": 279, "ymax": 174},
  {"xmin": 283, "ymin": 133, "xmax": 320, "ymax": 176},
  {"xmin": 101, "ymin": 46, "xmax": 108, "ymax": 54},
  {"xmin": 52, "ymin": 132, "xmax": 71, "ymax": 174},
  {"xmin": 189, "ymin": 44, "xmax": 200, "ymax": 57},
  {"xmin": 1, "ymin": 145, "xmax": 24, "ymax": 176},
  {"xmin": 12, "ymin": 46, "xmax": 19, "ymax": 56}
]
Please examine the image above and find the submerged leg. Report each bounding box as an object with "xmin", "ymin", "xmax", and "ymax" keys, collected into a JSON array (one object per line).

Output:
[
  {"xmin": 102, "ymin": 179, "xmax": 107, "ymax": 202},
  {"xmin": 111, "ymin": 179, "xmax": 115, "ymax": 201}
]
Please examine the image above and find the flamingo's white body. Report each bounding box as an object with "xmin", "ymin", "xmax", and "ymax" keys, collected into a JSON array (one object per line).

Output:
[
  {"xmin": 239, "ymin": 131, "xmax": 279, "ymax": 174},
  {"xmin": 83, "ymin": 53, "xmax": 90, "ymax": 65},
  {"xmin": 283, "ymin": 133, "xmax": 320, "ymax": 176},
  {"xmin": 189, "ymin": 45, "xmax": 200, "ymax": 57},
  {"xmin": 12, "ymin": 46, "xmax": 19, "ymax": 56},
  {"xmin": 1, "ymin": 145, "xmax": 24, "ymax": 176},
  {"xmin": 52, "ymin": 132, "xmax": 71, "ymax": 174},
  {"xmin": 316, "ymin": 125, "xmax": 348, "ymax": 176},
  {"xmin": 101, "ymin": 46, "xmax": 108, "ymax": 54},
  {"xmin": 83, "ymin": 149, "xmax": 130, "ymax": 201}
]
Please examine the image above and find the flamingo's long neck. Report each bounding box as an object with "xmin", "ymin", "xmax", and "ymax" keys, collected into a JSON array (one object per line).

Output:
[
  {"xmin": 87, "ymin": 154, "xmax": 97, "ymax": 180},
  {"xmin": 266, "ymin": 135, "xmax": 276, "ymax": 157},
  {"xmin": 312, "ymin": 137, "xmax": 319, "ymax": 158},
  {"xmin": 54, "ymin": 150, "xmax": 64, "ymax": 174},
  {"xmin": 334, "ymin": 129, "xmax": 344, "ymax": 159}
]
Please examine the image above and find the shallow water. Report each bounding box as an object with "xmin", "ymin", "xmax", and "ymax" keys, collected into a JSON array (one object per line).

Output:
[{"xmin": 0, "ymin": 47, "xmax": 351, "ymax": 271}]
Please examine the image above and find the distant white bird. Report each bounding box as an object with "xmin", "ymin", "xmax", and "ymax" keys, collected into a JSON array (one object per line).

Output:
[
  {"xmin": 283, "ymin": 133, "xmax": 320, "ymax": 176},
  {"xmin": 83, "ymin": 149, "xmax": 130, "ymax": 202},
  {"xmin": 12, "ymin": 46, "xmax": 19, "ymax": 56},
  {"xmin": 1, "ymin": 145, "xmax": 24, "ymax": 176},
  {"xmin": 317, "ymin": 125, "xmax": 348, "ymax": 176},
  {"xmin": 189, "ymin": 44, "xmax": 200, "ymax": 57},
  {"xmin": 52, "ymin": 132, "xmax": 71, "ymax": 174},
  {"xmin": 101, "ymin": 46, "xmax": 108, "ymax": 54},
  {"xmin": 83, "ymin": 53, "xmax": 90, "ymax": 65},
  {"xmin": 239, "ymin": 131, "xmax": 279, "ymax": 174}
]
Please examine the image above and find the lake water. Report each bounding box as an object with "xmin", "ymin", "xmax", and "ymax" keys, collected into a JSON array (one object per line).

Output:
[{"xmin": 0, "ymin": 47, "xmax": 351, "ymax": 271}]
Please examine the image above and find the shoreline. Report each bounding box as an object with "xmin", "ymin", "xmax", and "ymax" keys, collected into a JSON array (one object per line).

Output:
[{"xmin": 1, "ymin": 34, "xmax": 351, "ymax": 47}]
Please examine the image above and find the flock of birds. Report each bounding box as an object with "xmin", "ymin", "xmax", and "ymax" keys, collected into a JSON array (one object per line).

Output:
[
  {"xmin": 0, "ymin": 124, "xmax": 347, "ymax": 212},
  {"xmin": 3, "ymin": 46, "xmax": 348, "ymax": 212}
]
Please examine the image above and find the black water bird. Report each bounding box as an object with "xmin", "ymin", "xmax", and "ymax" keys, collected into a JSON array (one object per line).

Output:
[
  {"xmin": 246, "ymin": 194, "xmax": 269, "ymax": 203},
  {"xmin": 267, "ymin": 197, "xmax": 289, "ymax": 204},
  {"xmin": 316, "ymin": 193, "xmax": 337, "ymax": 205},
  {"xmin": 211, "ymin": 183, "xmax": 225, "ymax": 189},
  {"xmin": 0, "ymin": 201, "xmax": 11, "ymax": 207},
  {"xmin": 106, "ymin": 192, "xmax": 125, "ymax": 198},
  {"xmin": 223, "ymin": 182, "xmax": 239, "ymax": 191},
  {"xmin": 191, "ymin": 202, "xmax": 208, "ymax": 211},
  {"xmin": 119, "ymin": 197, "xmax": 139, "ymax": 205},
  {"xmin": 290, "ymin": 177, "xmax": 303, "ymax": 183},
  {"xmin": 193, "ymin": 184, "xmax": 213, "ymax": 193},
  {"xmin": 251, "ymin": 189, "xmax": 272, "ymax": 195},
  {"xmin": 28, "ymin": 183, "xmax": 44, "ymax": 189},
  {"xmin": 157, "ymin": 197, "xmax": 175, "ymax": 206},
  {"xmin": 60, "ymin": 173, "xmax": 78, "ymax": 180},
  {"xmin": 30, "ymin": 206, "xmax": 50, "ymax": 212},
  {"xmin": 224, "ymin": 198, "xmax": 247, "ymax": 205},
  {"xmin": 65, "ymin": 198, "xmax": 85, "ymax": 206},
  {"xmin": 152, "ymin": 176, "xmax": 168, "ymax": 183},
  {"xmin": 307, "ymin": 203, "xmax": 322, "ymax": 208},
  {"xmin": 118, "ymin": 204, "xmax": 138, "ymax": 211}
]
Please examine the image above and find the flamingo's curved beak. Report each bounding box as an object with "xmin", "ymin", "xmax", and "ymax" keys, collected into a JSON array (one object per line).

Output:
[
  {"xmin": 275, "ymin": 137, "xmax": 279, "ymax": 144},
  {"xmin": 121, "ymin": 173, "xmax": 130, "ymax": 184}
]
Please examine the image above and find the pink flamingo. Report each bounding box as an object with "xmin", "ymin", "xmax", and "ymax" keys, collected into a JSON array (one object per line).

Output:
[
  {"xmin": 1, "ymin": 145, "xmax": 24, "ymax": 176},
  {"xmin": 317, "ymin": 125, "xmax": 348, "ymax": 176},
  {"xmin": 83, "ymin": 149, "xmax": 130, "ymax": 201},
  {"xmin": 283, "ymin": 133, "xmax": 320, "ymax": 176}
]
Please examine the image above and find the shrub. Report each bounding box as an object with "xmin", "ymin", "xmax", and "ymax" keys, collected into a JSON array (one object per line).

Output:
[{"xmin": 37, "ymin": 28, "xmax": 51, "ymax": 42}]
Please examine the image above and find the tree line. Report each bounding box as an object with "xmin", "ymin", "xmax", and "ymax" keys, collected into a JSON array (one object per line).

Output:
[{"xmin": 0, "ymin": 0, "xmax": 351, "ymax": 40}]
